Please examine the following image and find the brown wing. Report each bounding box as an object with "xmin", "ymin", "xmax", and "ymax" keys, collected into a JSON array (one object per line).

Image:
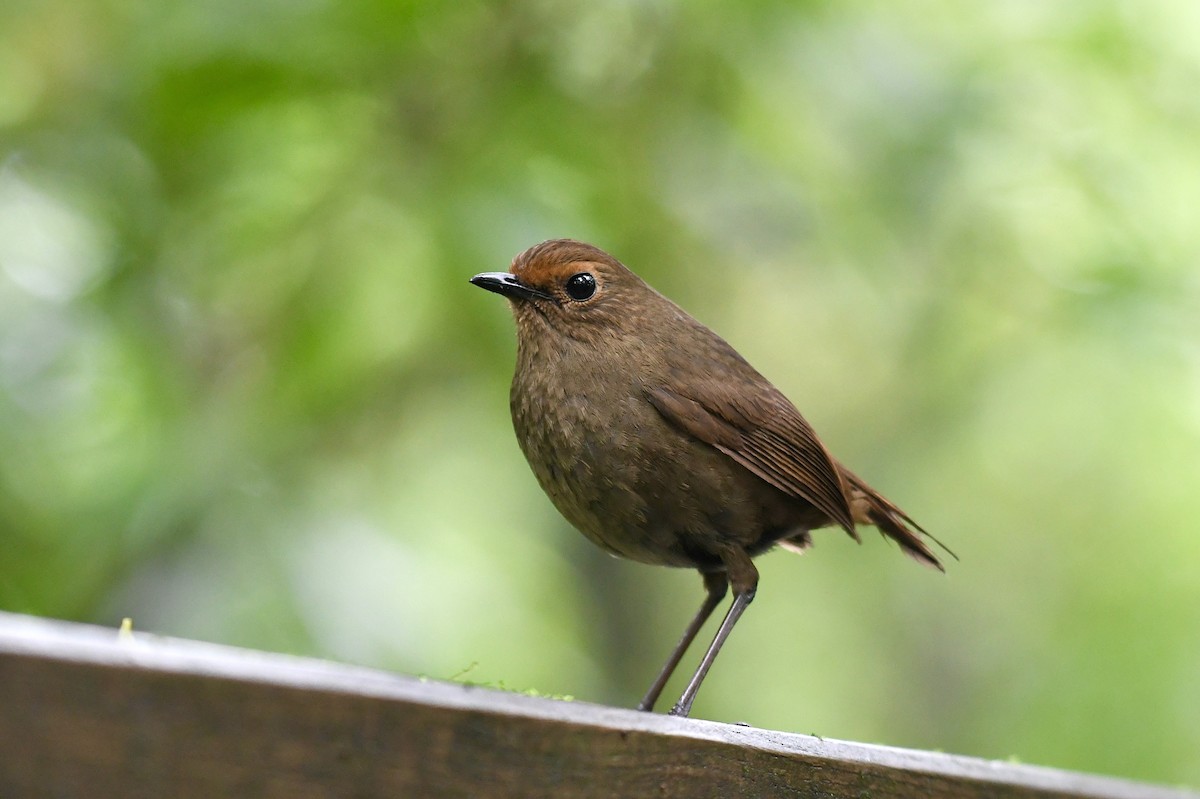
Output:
[{"xmin": 645, "ymin": 382, "xmax": 857, "ymax": 537}]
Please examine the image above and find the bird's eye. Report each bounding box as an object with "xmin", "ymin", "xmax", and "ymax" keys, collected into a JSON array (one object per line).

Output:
[{"xmin": 565, "ymin": 272, "xmax": 597, "ymax": 301}]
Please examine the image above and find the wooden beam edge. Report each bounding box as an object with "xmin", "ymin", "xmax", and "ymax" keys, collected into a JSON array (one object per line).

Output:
[{"xmin": 0, "ymin": 611, "xmax": 1193, "ymax": 798}]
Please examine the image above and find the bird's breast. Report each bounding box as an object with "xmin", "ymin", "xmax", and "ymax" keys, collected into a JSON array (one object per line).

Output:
[
  {"xmin": 508, "ymin": 353, "xmax": 805, "ymax": 569},
  {"xmin": 510, "ymin": 361, "xmax": 654, "ymax": 558}
]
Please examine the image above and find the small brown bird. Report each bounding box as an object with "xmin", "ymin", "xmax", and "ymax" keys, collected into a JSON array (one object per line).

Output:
[{"xmin": 471, "ymin": 239, "xmax": 948, "ymax": 718}]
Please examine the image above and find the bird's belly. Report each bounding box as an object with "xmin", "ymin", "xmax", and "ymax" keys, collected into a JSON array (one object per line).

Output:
[{"xmin": 511, "ymin": 388, "xmax": 799, "ymax": 569}]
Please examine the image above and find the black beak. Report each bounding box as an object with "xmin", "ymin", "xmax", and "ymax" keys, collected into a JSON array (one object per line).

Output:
[{"xmin": 470, "ymin": 272, "xmax": 552, "ymax": 302}]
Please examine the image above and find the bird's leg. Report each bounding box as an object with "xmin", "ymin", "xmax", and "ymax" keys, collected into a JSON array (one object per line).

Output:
[
  {"xmin": 669, "ymin": 549, "xmax": 758, "ymax": 718},
  {"xmin": 637, "ymin": 570, "xmax": 728, "ymax": 712}
]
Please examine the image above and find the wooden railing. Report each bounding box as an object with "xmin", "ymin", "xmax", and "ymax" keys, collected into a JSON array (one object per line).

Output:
[{"xmin": 0, "ymin": 611, "xmax": 1193, "ymax": 798}]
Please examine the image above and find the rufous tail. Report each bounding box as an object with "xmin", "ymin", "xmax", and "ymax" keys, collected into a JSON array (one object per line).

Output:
[{"xmin": 839, "ymin": 466, "xmax": 953, "ymax": 571}]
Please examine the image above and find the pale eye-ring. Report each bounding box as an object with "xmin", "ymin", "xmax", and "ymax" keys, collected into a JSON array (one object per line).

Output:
[{"xmin": 565, "ymin": 272, "xmax": 597, "ymax": 301}]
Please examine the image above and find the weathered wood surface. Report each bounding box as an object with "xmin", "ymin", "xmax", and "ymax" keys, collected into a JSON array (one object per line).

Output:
[{"xmin": 0, "ymin": 611, "xmax": 1193, "ymax": 799}]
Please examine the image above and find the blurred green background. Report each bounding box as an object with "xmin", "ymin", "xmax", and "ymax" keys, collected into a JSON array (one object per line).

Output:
[{"xmin": 2, "ymin": 0, "xmax": 1198, "ymax": 786}]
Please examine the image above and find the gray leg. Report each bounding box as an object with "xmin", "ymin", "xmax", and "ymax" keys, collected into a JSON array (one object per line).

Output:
[
  {"xmin": 669, "ymin": 549, "xmax": 758, "ymax": 718},
  {"xmin": 637, "ymin": 571, "xmax": 728, "ymax": 712}
]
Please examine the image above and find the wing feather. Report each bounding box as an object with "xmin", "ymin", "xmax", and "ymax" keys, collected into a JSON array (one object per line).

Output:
[{"xmin": 645, "ymin": 383, "xmax": 856, "ymax": 536}]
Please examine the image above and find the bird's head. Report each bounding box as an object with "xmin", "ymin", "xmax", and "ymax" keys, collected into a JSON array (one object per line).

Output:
[{"xmin": 471, "ymin": 239, "xmax": 658, "ymax": 343}]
